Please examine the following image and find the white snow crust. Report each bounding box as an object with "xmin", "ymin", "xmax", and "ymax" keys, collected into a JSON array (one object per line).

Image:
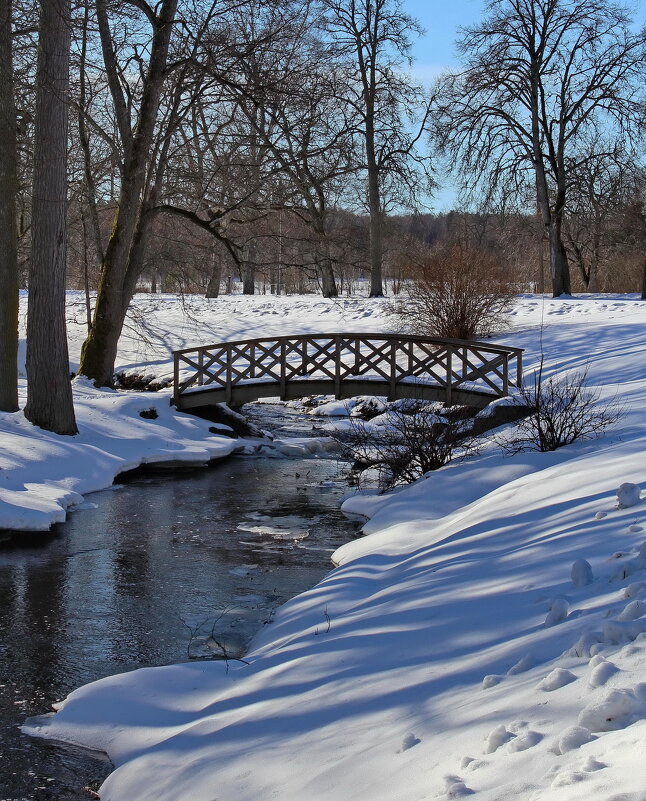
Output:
[{"xmin": 10, "ymin": 292, "xmax": 646, "ymax": 801}]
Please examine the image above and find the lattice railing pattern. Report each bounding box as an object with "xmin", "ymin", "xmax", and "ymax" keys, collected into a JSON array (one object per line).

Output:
[{"xmin": 173, "ymin": 333, "xmax": 523, "ymax": 405}]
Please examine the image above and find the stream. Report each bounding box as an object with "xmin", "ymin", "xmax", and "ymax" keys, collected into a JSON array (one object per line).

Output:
[{"xmin": 0, "ymin": 405, "xmax": 361, "ymax": 800}]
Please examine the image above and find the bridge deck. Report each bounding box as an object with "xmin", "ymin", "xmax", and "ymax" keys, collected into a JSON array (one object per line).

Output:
[{"xmin": 172, "ymin": 333, "xmax": 523, "ymax": 409}]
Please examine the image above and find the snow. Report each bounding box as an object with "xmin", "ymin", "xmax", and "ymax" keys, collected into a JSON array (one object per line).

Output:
[
  {"xmin": 9, "ymin": 292, "xmax": 646, "ymax": 801},
  {"xmin": 617, "ymin": 483, "xmax": 642, "ymax": 509},
  {"xmin": 571, "ymin": 559, "xmax": 594, "ymax": 587}
]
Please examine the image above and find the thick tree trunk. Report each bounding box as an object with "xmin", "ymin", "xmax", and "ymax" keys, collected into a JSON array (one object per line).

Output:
[
  {"xmin": 0, "ymin": 0, "xmax": 19, "ymax": 411},
  {"xmin": 548, "ymin": 216, "xmax": 571, "ymax": 296},
  {"xmin": 641, "ymin": 258, "xmax": 646, "ymax": 300},
  {"xmin": 242, "ymin": 264, "xmax": 255, "ymax": 295},
  {"xmin": 241, "ymin": 240, "xmax": 256, "ymax": 295},
  {"xmin": 366, "ymin": 140, "xmax": 384, "ymax": 298},
  {"xmin": 319, "ymin": 260, "xmax": 338, "ymax": 298},
  {"xmin": 25, "ymin": 0, "xmax": 77, "ymax": 435},
  {"xmin": 206, "ymin": 256, "xmax": 221, "ymax": 298},
  {"xmin": 78, "ymin": 0, "xmax": 178, "ymax": 386}
]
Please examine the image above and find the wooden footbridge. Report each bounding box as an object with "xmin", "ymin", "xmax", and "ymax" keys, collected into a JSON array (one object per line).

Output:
[{"xmin": 172, "ymin": 333, "xmax": 523, "ymax": 410}]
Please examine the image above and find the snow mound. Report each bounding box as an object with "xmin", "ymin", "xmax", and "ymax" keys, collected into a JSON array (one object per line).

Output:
[
  {"xmin": 578, "ymin": 685, "xmax": 646, "ymax": 731},
  {"xmin": 553, "ymin": 726, "xmax": 594, "ymax": 754},
  {"xmin": 539, "ymin": 668, "xmax": 577, "ymax": 692},
  {"xmin": 571, "ymin": 558, "xmax": 594, "ymax": 587},
  {"xmin": 617, "ymin": 483, "xmax": 642, "ymax": 509}
]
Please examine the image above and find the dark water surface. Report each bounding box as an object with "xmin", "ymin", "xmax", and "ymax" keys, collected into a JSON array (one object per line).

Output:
[{"xmin": 0, "ymin": 408, "xmax": 358, "ymax": 800}]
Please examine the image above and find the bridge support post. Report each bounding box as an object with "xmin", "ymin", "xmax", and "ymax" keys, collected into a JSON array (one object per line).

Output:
[
  {"xmin": 445, "ymin": 349, "xmax": 453, "ymax": 406},
  {"xmin": 334, "ymin": 336, "xmax": 341, "ymax": 399},
  {"xmin": 280, "ymin": 340, "xmax": 287, "ymax": 400}
]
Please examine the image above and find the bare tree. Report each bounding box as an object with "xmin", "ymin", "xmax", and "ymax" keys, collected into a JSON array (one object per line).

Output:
[
  {"xmin": 0, "ymin": 0, "xmax": 19, "ymax": 411},
  {"xmin": 433, "ymin": 0, "xmax": 646, "ymax": 297},
  {"xmin": 25, "ymin": 0, "xmax": 77, "ymax": 434},
  {"xmin": 78, "ymin": 0, "xmax": 179, "ymax": 386},
  {"xmin": 322, "ymin": 0, "xmax": 431, "ymax": 297}
]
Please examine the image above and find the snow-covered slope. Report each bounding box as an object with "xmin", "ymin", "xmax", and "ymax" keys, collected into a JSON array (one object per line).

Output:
[{"xmin": 15, "ymin": 293, "xmax": 646, "ymax": 800}]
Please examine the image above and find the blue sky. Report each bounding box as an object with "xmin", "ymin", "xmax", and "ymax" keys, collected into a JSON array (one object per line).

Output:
[{"xmin": 404, "ymin": 0, "xmax": 484, "ymax": 83}]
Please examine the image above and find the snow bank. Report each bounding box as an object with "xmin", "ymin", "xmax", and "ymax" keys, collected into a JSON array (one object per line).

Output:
[{"xmin": 0, "ymin": 381, "xmax": 236, "ymax": 531}]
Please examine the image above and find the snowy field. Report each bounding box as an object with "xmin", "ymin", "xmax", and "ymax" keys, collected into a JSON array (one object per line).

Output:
[{"xmin": 8, "ymin": 292, "xmax": 646, "ymax": 800}]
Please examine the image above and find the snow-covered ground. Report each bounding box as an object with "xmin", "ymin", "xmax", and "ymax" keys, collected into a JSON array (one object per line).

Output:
[{"xmin": 11, "ymin": 292, "xmax": 646, "ymax": 800}]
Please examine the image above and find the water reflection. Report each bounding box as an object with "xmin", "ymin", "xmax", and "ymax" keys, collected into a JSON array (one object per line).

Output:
[{"xmin": 0, "ymin": 446, "xmax": 358, "ymax": 799}]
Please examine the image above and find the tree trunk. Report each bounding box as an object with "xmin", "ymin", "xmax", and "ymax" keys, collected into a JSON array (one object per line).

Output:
[
  {"xmin": 366, "ymin": 136, "xmax": 384, "ymax": 298},
  {"xmin": 241, "ymin": 240, "xmax": 256, "ymax": 295},
  {"xmin": 206, "ymin": 255, "xmax": 221, "ymax": 298},
  {"xmin": 548, "ymin": 216, "xmax": 571, "ymax": 296},
  {"xmin": 319, "ymin": 260, "xmax": 338, "ymax": 298},
  {"xmin": 0, "ymin": 0, "xmax": 19, "ymax": 411},
  {"xmin": 25, "ymin": 0, "xmax": 77, "ymax": 435},
  {"xmin": 242, "ymin": 264, "xmax": 255, "ymax": 295},
  {"xmin": 78, "ymin": 0, "xmax": 178, "ymax": 386},
  {"xmin": 641, "ymin": 258, "xmax": 646, "ymax": 300}
]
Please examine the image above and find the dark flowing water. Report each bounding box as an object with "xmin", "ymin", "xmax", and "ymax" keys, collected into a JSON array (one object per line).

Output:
[{"xmin": 0, "ymin": 408, "xmax": 359, "ymax": 800}]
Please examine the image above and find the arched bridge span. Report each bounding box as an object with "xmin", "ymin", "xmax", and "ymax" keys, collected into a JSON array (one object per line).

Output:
[{"xmin": 172, "ymin": 333, "xmax": 523, "ymax": 410}]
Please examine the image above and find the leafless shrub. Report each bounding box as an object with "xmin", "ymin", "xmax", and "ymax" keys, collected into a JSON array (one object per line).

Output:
[
  {"xmin": 391, "ymin": 242, "xmax": 516, "ymax": 340},
  {"xmin": 337, "ymin": 402, "xmax": 479, "ymax": 490},
  {"xmin": 504, "ymin": 364, "xmax": 623, "ymax": 453}
]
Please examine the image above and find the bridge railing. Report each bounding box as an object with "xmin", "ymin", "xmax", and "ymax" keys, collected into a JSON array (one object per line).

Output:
[{"xmin": 172, "ymin": 333, "xmax": 523, "ymax": 406}]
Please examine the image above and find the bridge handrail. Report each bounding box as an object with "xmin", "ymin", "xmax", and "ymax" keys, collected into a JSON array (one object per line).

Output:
[
  {"xmin": 172, "ymin": 332, "xmax": 524, "ymax": 358},
  {"xmin": 172, "ymin": 332, "xmax": 523, "ymax": 406}
]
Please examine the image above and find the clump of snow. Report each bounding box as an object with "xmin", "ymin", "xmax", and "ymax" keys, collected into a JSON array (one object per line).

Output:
[
  {"xmin": 563, "ymin": 633, "xmax": 601, "ymax": 659},
  {"xmin": 571, "ymin": 558, "xmax": 594, "ymax": 587},
  {"xmin": 581, "ymin": 756, "xmax": 607, "ymax": 772},
  {"xmin": 588, "ymin": 658, "xmax": 619, "ymax": 688},
  {"xmin": 539, "ymin": 668, "xmax": 577, "ymax": 692},
  {"xmin": 545, "ymin": 597, "xmax": 570, "ymax": 627},
  {"xmin": 399, "ymin": 732, "xmax": 420, "ymax": 752},
  {"xmin": 482, "ymin": 674, "xmax": 503, "ymax": 689},
  {"xmin": 617, "ymin": 483, "xmax": 642, "ymax": 509},
  {"xmin": 443, "ymin": 775, "xmax": 474, "ymax": 797},
  {"xmin": 484, "ymin": 724, "xmax": 515, "ymax": 753},
  {"xmin": 621, "ymin": 581, "xmax": 646, "ymax": 599},
  {"xmin": 602, "ymin": 618, "xmax": 646, "ymax": 644},
  {"xmin": 553, "ymin": 726, "xmax": 594, "ymax": 754},
  {"xmin": 506, "ymin": 730, "xmax": 542, "ymax": 752},
  {"xmin": 505, "ymin": 655, "xmax": 531, "ymax": 675},
  {"xmin": 578, "ymin": 685, "xmax": 646, "ymax": 731},
  {"xmin": 617, "ymin": 600, "xmax": 646, "ymax": 621}
]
